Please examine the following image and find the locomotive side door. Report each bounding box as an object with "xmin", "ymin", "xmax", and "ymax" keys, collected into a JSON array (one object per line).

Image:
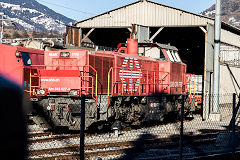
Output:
[
  {"xmin": 22, "ymin": 52, "xmax": 39, "ymax": 95},
  {"xmin": 158, "ymin": 49, "xmax": 169, "ymax": 94}
]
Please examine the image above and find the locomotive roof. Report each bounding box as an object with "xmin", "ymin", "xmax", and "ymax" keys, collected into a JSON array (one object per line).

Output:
[
  {"xmin": 118, "ymin": 42, "xmax": 178, "ymax": 51},
  {"xmin": 0, "ymin": 44, "xmax": 44, "ymax": 54},
  {"xmin": 156, "ymin": 43, "xmax": 178, "ymax": 51},
  {"xmin": 137, "ymin": 42, "xmax": 178, "ymax": 51}
]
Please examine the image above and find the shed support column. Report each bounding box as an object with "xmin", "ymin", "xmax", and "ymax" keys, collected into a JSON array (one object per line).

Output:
[
  {"xmin": 203, "ymin": 23, "xmax": 214, "ymax": 121},
  {"xmin": 79, "ymin": 28, "xmax": 82, "ymax": 47},
  {"xmin": 80, "ymin": 28, "xmax": 95, "ymax": 44},
  {"xmin": 72, "ymin": 28, "xmax": 75, "ymax": 45},
  {"xmin": 149, "ymin": 27, "xmax": 164, "ymax": 42},
  {"xmin": 65, "ymin": 33, "xmax": 68, "ymax": 45}
]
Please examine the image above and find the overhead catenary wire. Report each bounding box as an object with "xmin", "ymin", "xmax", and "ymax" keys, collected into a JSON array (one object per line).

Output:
[{"xmin": 36, "ymin": 0, "xmax": 96, "ymax": 16}]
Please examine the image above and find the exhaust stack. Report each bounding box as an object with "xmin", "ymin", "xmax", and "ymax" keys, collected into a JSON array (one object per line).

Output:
[{"xmin": 127, "ymin": 38, "xmax": 138, "ymax": 55}]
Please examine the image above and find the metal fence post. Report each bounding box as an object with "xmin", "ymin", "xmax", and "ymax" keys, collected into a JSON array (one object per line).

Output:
[
  {"xmin": 179, "ymin": 95, "xmax": 185, "ymax": 160},
  {"xmin": 80, "ymin": 94, "xmax": 85, "ymax": 160},
  {"xmin": 232, "ymin": 93, "xmax": 236, "ymax": 159}
]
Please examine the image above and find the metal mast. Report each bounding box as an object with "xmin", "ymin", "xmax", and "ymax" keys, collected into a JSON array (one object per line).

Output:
[
  {"xmin": 0, "ymin": 12, "xmax": 4, "ymax": 44},
  {"xmin": 212, "ymin": 0, "xmax": 221, "ymax": 113}
]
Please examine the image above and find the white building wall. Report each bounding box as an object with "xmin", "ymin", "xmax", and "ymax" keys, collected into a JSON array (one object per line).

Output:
[{"xmin": 220, "ymin": 65, "xmax": 240, "ymax": 94}]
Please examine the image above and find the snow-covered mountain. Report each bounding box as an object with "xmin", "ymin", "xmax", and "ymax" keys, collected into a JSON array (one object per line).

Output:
[
  {"xmin": 0, "ymin": 0, "xmax": 75, "ymax": 33},
  {"xmin": 201, "ymin": 0, "xmax": 240, "ymax": 29}
]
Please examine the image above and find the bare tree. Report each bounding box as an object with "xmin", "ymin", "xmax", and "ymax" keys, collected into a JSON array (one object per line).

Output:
[
  {"xmin": 3, "ymin": 33, "xmax": 11, "ymax": 39},
  {"xmin": 22, "ymin": 31, "xmax": 29, "ymax": 38},
  {"xmin": 13, "ymin": 31, "xmax": 21, "ymax": 38}
]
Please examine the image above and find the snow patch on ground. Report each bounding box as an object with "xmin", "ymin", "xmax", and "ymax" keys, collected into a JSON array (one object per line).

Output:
[
  {"xmin": 11, "ymin": 18, "xmax": 35, "ymax": 30},
  {"xmin": 0, "ymin": 2, "xmax": 39, "ymax": 14},
  {"xmin": 0, "ymin": 1, "xmax": 71, "ymax": 33},
  {"xmin": 203, "ymin": 10, "xmax": 215, "ymax": 16},
  {"xmin": 228, "ymin": 16, "xmax": 240, "ymax": 26}
]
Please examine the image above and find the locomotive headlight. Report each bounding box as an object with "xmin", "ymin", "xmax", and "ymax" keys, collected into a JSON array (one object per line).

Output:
[
  {"xmin": 69, "ymin": 89, "xmax": 79, "ymax": 96},
  {"xmin": 36, "ymin": 89, "xmax": 45, "ymax": 95},
  {"xmin": 60, "ymin": 52, "xmax": 70, "ymax": 58},
  {"xmin": 148, "ymin": 103, "xmax": 160, "ymax": 108},
  {"xmin": 15, "ymin": 52, "xmax": 21, "ymax": 58},
  {"xmin": 149, "ymin": 103, "xmax": 155, "ymax": 108}
]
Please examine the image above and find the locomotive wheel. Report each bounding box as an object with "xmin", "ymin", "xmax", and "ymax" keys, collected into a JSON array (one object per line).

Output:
[
  {"xmin": 166, "ymin": 101, "xmax": 172, "ymax": 113},
  {"xmin": 97, "ymin": 123, "xmax": 104, "ymax": 130},
  {"xmin": 111, "ymin": 120, "xmax": 122, "ymax": 130}
]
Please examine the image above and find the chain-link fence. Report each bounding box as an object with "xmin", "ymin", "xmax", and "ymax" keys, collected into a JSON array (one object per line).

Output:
[
  {"xmin": 27, "ymin": 94, "xmax": 240, "ymax": 160},
  {"xmin": 180, "ymin": 93, "xmax": 239, "ymax": 160}
]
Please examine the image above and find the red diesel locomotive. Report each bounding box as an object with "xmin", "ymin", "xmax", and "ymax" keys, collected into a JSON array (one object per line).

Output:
[
  {"xmin": 0, "ymin": 39, "xmax": 194, "ymax": 130},
  {"xmin": 30, "ymin": 39, "xmax": 193, "ymax": 130}
]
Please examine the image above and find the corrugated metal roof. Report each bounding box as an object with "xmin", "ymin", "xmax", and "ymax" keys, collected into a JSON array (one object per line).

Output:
[
  {"xmin": 75, "ymin": 0, "xmax": 214, "ymax": 28},
  {"xmin": 73, "ymin": 0, "xmax": 240, "ymax": 48}
]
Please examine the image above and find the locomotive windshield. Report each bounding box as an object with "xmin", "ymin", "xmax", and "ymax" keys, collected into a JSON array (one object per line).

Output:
[
  {"xmin": 166, "ymin": 50, "xmax": 174, "ymax": 62},
  {"xmin": 21, "ymin": 52, "xmax": 32, "ymax": 66},
  {"xmin": 166, "ymin": 50, "xmax": 181, "ymax": 62},
  {"xmin": 173, "ymin": 51, "xmax": 181, "ymax": 62}
]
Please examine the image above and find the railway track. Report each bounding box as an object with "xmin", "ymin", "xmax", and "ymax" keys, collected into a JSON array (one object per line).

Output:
[
  {"xmin": 28, "ymin": 116, "xmax": 231, "ymax": 159},
  {"xmin": 29, "ymin": 134, "xmax": 79, "ymax": 145},
  {"xmin": 29, "ymin": 132, "xmax": 219, "ymax": 159}
]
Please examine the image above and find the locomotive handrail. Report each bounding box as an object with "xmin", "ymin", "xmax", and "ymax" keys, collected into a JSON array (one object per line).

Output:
[
  {"xmin": 28, "ymin": 64, "xmax": 97, "ymax": 69},
  {"xmin": 28, "ymin": 67, "xmax": 41, "ymax": 96},
  {"xmin": 107, "ymin": 67, "xmax": 113, "ymax": 108},
  {"xmin": 82, "ymin": 65, "xmax": 98, "ymax": 102},
  {"xmin": 107, "ymin": 67, "xmax": 113, "ymax": 97},
  {"xmin": 107, "ymin": 66, "xmax": 170, "ymax": 99},
  {"xmin": 80, "ymin": 75, "xmax": 95, "ymax": 101}
]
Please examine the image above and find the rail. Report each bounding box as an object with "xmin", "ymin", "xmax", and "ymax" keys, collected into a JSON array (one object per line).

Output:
[{"xmin": 24, "ymin": 65, "xmax": 98, "ymax": 103}]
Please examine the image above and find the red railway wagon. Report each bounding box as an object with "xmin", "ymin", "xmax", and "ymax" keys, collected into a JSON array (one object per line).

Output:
[
  {"xmin": 185, "ymin": 74, "xmax": 203, "ymax": 109},
  {"xmin": 32, "ymin": 39, "xmax": 193, "ymax": 130},
  {"xmin": 0, "ymin": 44, "xmax": 44, "ymax": 92}
]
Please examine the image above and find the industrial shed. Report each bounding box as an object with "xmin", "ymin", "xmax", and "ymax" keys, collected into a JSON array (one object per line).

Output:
[{"xmin": 65, "ymin": 0, "xmax": 240, "ymax": 120}]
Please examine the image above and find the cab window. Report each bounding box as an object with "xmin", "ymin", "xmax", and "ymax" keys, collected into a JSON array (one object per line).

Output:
[
  {"xmin": 166, "ymin": 50, "xmax": 182, "ymax": 62},
  {"xmin": 21, "ymin": 52, "xmax": 32, "ymax": 66},
  {"xmin": 159, "ymin": 49, "xmax": 167, "ymax": 62}
]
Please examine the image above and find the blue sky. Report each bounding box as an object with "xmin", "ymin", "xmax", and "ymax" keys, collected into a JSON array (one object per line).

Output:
[{"xmin": 36, "ymin": 0, "xmax": 216, "ymax": 21}]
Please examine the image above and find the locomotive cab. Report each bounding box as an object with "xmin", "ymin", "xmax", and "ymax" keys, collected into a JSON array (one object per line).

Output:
[
  {"xmin": 0, "ymin": 44, "xmax": 44, "ymax": 95},
  {"xmin": 118, "ymin": 41, "xmax": 186, "ymax": 95}
]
